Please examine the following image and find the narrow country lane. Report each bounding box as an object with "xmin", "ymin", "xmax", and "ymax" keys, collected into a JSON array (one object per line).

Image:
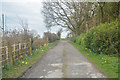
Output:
[{"xmin": 22, "ymin": 41, "xmax": 106, "ymax": 78}]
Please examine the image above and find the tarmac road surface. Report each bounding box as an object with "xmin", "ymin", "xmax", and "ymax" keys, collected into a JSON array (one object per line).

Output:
[{"xmin": 21, "ymin": 41, "xmax": 106, "ymax": 78}]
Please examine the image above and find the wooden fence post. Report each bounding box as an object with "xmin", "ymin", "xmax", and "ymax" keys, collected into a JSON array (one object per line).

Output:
[
  {"xmin": 8, "ymin": 42, "xmax": 13, "ymax": 65},
  {"xmin": 24, "ymin": 43, "xmax": 26, "ymax": 56},
  {"xmin": 0, "ymin": 46, "xmax": 1, "ymax": 80},
  {"xmin": 19, "ymin": 43, "xmax": 21, "ymax": 60},
  {"xmin": 5, "ymin": 46, "xmax": 8, "ymax": 62},
  {"xmin": 47, "ymin": 37, "xmax": 48, "ymax": 46},
  {"xmin": 29, "ymin": 38, "xmax": 32, "ymax": 55},
  {"xmin": 27, "ymin": 42, "xmax": 29, "ymax": 55},
  {"xmin": 13, "ymin": 44, "xmax": 15, "ymax": 63}
]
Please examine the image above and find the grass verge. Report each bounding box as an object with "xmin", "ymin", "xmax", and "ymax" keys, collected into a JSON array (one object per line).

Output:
[
  {"xmin": 2, "ymin": 41, "xmax": 59, "ymax": 78},
  {"xmin": 69, "ymin": 41, "xmax": 118, "ymax": 78}
]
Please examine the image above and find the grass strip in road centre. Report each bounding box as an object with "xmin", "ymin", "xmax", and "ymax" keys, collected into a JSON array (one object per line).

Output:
[
  {"xmin": 69, "ymin": 41, "xmax": 118, "ymax": 78},
  {"xmin": 2, "ymin": 41, "xmax": 59, "ymax": 78}
]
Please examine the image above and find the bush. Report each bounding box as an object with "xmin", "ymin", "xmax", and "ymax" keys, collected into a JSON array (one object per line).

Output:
[
  {"xmin": 70, "ymin": 36, "xmax": 77, "ymax": 43},
  {"xmin": 44, "ymin": 32, "xmax": 59, "ymax": 43},
  {"xmin": 74, "ymin": 20, "xmax": 119, "ymax": 55},
  {"xmin": 4, "ymin": 62, "xmax": 12, "ymax": 70},
  {"xmin": 84, "ymin": 20, "xmax": 118, "ymax": 55},
  {"xmin": 76, "ymin": 33, "xmax": 86, "ymax": 45}
]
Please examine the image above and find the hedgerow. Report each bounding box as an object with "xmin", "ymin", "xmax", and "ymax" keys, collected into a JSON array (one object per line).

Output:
[
  {"xmin": 76, "ymin": 33, "xmax": 86, "ymax": 46},
  {"xmin": 72, "ymin": 20, "xmax": 119, "ymax": 55}
]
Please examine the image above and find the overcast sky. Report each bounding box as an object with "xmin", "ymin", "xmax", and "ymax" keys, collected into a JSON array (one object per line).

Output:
[{"xmin": 1, "ymin": 0, "xmax": 69, "ymax": 38}]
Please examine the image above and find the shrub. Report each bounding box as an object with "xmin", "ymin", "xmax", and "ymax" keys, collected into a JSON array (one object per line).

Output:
[
  {"xmin": 71, "ymin": 36, "xmax": 77, "ymax": 43},
  {"xmin": 44, "ymin": 32, "xmax": 59, "ymax": 43},
  {"xmin": 84, "ymin": 20, "xmax": 118, "ymax": 55},
  {"xmin": 73, "ymin": 20, "xmax": 118, "ymax": 55},
  {"xmin": 76, "ymin": 33, "xmax": 86, "ymax": 46},
  {"xmin": 3, "ymin": 62, "xmax": 12, "ymax": 70}
]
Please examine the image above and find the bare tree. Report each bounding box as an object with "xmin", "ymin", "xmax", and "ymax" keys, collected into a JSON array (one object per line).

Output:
[
  {"xmin": 42, "ymin": 1, "xmax": 94, "ymax": 35},
  {"xmin": 18, "ymin": 17, "xmax": 30, "ymax": 42}
]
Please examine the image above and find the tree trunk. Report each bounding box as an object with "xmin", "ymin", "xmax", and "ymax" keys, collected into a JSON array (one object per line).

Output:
[{"xmin": 100, "ymin": 6, "xmax": 104, "ymax": 23}]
